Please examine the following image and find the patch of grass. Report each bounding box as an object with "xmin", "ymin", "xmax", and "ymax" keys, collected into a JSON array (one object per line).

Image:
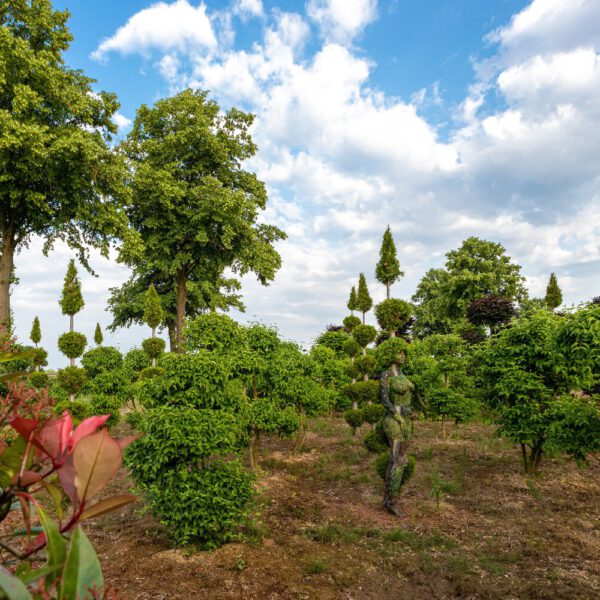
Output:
[
  {"xmin": 383, "ymin": 529, "xmax": 454, "ymax": 551},
  {"xmin": 304, "ymin": 559, "xmax": 328, "ymax": 575},
  {"xmin": 422, "ymin": 446, "xmax": 434, "ymax": 461},
  {"xmin": 526, "ymin": 479, "xmax": 543, "ymax": 500},
  {"xmin": 305, "ymin": 523, "xmax": 382, "ymax": 544}
]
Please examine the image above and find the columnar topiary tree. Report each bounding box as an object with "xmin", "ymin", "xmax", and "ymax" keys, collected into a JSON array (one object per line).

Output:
[
  {"xmin": 376, "ymin": 227, "xmax": 403, "ymax": 299},
  {"xmin": 57, "ymin": 260, "xmax": 87, "ymax": 402},
  {"xmin": 356, "ymin": 274, "xmax": 373, "ymax": 324},
  {"xmin": 143, "ymin": 284, "xmax": 165, "ymax": 368},
  {"xmin": 30, "ymin": 316, "xmax": 41, "ymax": 347},
  {"xmin": 94, "ymin": 323, "xmax": 103, "ymax": 346},
  {"xmin": 347, "ymin": 286, "xmax": 359, "ymax": 316},
  {"xmin": 545, "ymin": 273, "xmax": 563, "ymax": 311},
  {"xmin": 29, "ymin": 316, "xmax": 47, "ymax": 372}
]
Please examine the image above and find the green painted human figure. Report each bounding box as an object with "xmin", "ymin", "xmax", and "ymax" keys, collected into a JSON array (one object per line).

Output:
[{"xmin": 380, "ymin": 351, "xmax": 415, "ymax": 516}]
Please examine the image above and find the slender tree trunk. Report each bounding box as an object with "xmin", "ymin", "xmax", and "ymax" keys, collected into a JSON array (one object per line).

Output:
[
  {"xmin": 0, "ymin": 235, "xmax": 13, "ymax": 339},
  {"xmin": 167, "ymin": 320, "xmax": 177, "ymax": 353},
  {"xmin": 441, "ymin": 415, "xmax": 446, "ymax": 440},
  {"xmin": 386, "ymin": 282, "xmax": 390, "ymax": 300},
  {"xmin": 520, "ymin": 443, "xmax": 528, "ymax": 474},
  {"xmin": 151, "ymin": 325, "xmax": 157, "ymax": 367},
  {"xmin": 175, "ymin": 270, "xmax": 186, "ymax": 354},
  {"xmin": 362, "ymin": 311, "xmax": 366, "ymax": 325}
]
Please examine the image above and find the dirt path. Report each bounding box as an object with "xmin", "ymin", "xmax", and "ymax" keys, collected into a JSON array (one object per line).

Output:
[{"xmin": 88, "ymin": 418, "xmax": 600, "ymax": 599}]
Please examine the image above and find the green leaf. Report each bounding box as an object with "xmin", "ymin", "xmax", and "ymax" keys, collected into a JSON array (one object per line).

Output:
[
  {"xmin": 35, "ymin": 505, "xmax": 67, "ymax": 570},
  {"xmin": 0, "ymin": 566, "xmax": 32, "ymax": 600},
  {"xmin": 58, "ymin": 527, "xmax": 104, "ymax": 600},
  {"xmin": 0, "ymin": 437, "xmax": 28, "ymax": 489}
]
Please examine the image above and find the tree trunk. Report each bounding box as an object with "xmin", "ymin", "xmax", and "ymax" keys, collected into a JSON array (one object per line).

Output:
[
  {"xmin": 0, "ymin": 236, "xmax": 13, "ymax": 339},
  {"xmin": 175, "ymin": 270, "xmax": 186, "ymax": 354},
  {"xmin": 386, "ymin": 282, "xmax": 390, "ymax": 300},
  {"xmin": 151, "ymin": 325, "xmax": 156, "ymax": 367},
  {"xmin": 441, "ymin": 416, "xmax": 446, "ymax": 440},
  {"xmin": 362, "ymin": 311, "xmax": 366, "ymax": 325},
  {"xmin": 167, "ymin": 320, "xmax": 177, "ymax": 353}
]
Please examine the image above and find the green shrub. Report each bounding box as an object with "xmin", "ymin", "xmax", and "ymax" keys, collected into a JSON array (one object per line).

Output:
[
  {"xmin": 334, "ymin": 392, "xmax": 352, "ymax": 412},
  {"xmin": 247, "ymin": 398, "xmax": 300, "ymax": 437},
  {"xmin": 314, "ymin": 329, "xmax": 349, "ymax": 358},
  {"xmin": 142, "ymin": 461, "xmax": 253, "ymax": 548},
  {"xmin": 56, "ymin": 366, "xmax": 87, "ymax": 395},
  {"xmin": 352, "ymin": 325, "xmax": 377, "ymax": 349},
  {"xmin": 123, "ymin": 348, "xmax": 152, "ymax": 380},
  {"xmin": 57, "ymin": 332, "xmax": 87, "ymax": 359},
  {"xmin": 361, "ymin": 403, "xmax": 385, "ymax": 424},
  {"xmin": 364, "ymin": 427, "xmax": 388, "ymax": 453},
  {"xmin": 32, "ymin": 347, "xmax": 48, "ymax": 369},
  {"xmin": 375, "ymin": 299, "xmax": 412, "ymax": 333},
  {"xmin": 185, "ymin": 313, "xmax": 243, "ymax": 353},
  {"xmin": 354, "ymin": 354, "xmax": 375, "ymax": 377},
  {"xmin": 142, "ymin": 337, "xmax": 166, "ymax": 359},
  {"xmin": 139, "ymin": 366, "xmax": 166, "ymax": 380},
  {"xmin": 89, "ymin": 394, "xmax": 122, "ymax": 428},
  {"xmin": 125, "ymin": 410, "xmax": 146, "ymax": 431},
  {"xmin": 53, "ymin": 398, "xmax": 89, "ymax": 421},
  {"xmin": 343, "ymin": 315, "xmax": 361, "ymax": 332},
  {"xmin": 342, "ymin": 337, "xmax": 361, "ymax": 358},
  {"xmin": 81, "ymin": 346, "xmax": 123, "ymax": 378},
  {"xmin": 375, "ymin": 337, "xmax": 408, "ymax": 372},
  {"xmin": 344, "ymin": 380, "xmax": 379, "ymax": 406},
  {"xmin": 345, "ymin": 361, "xmax": 360, "ymax": 380},
  {"xmin": 344, "ymin": 408, "xmax": 364, "ymax": 432},
  {"xmin": 375, "ymin": 451, "xmax": 389, "ymax": 479},
  {"xmin": 28, "ymin": 371, "xmax": 49, "ymax": 389}
]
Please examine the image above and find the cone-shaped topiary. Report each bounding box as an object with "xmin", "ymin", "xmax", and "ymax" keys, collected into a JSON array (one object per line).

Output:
[
  {"xmin": 59, "ymin": 260, "xmax": 84, "ymax": 321},
  {"xmin": 347, "ymin": 286, "xmax": 359, "ymax": 316},
  {"xmin": 94, "ymin": 322, "xmax": 103, "ymax": 346},
  {"xmin": 356, "ymin": 274, "xmax": 373, "ymax": 324},
  {"xmin": 545, "ymin": 273, "xmax": 562, "ymax": 311},
  {"xmin": 30, "ymin": 316, "xmax": 41, "ymax": 346},
  {"xmin": 375, "ymin": 227, "xmax": 403, "ymax": 299},
  {"xmin": 375, "ymin": 299, "xmax": 412, "ymax": 336},
  {"xmin": 144, "ymin": 284, "xmax": 164, "ymax": 335}
]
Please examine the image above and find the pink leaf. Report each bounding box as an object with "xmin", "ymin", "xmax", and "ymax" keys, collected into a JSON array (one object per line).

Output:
[
  {"xmin": 57, "ymin": 454, "xmax": 77, "ymax": 505},
  {"xmin": 116, "ymin": 434, "xmax": 140, "ymax": 452},
  {"xmin": 68, "ymin": 415, "xmax": 110, "ymax": 452},
  {"xmin": 73, "ymin": 430, "xmax": 122, "ymax": 504},
  {"xmin": 36, "ymin": 413, "xmax": 73, "ymax": 463},
  {"xmin": 19, "ymin": 470, "xmax": 42, "ymax": 486}
]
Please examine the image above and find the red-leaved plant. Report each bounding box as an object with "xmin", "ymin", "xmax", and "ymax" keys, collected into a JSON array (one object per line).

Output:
[{"xmin": 0, "ymin": 347, "xmax": 136, "ymax": 598}]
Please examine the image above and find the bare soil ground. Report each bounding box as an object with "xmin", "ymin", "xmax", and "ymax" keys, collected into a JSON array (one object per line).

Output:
[{"xmin": 87, "ymin": 418, "xmax": 600, "ymax": 600}]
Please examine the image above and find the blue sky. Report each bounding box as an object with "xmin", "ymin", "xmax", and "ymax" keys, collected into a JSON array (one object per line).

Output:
[{"xmin": 11, "ymin": 0, "xmax": 600, "ymax": 366}]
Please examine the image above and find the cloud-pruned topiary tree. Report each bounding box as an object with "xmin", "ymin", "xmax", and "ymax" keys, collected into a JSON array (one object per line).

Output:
[
  {"xmin": 57, "ymin": 261, "xmax": 87, "ymax": 402},
  {"xmin": 356, "ymin": 274, "xmax": 373, "ymax": 324},
  {"xmin": 376, "ymin": 226, "xmax": 403, "ymax": 299},
  {"xmin": 545, "ymin": 273, "xmax": 563, "ymax": 311}
]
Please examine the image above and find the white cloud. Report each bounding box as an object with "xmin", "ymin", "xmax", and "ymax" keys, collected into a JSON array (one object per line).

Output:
[
  {"xmin": 91, "ymin": 1, "xmax": 216, "ymax": 61},
  {"xmin": 113, "ymin": 112, "xmax": 132, "ymax": 131},
  {"xmin": 307, "ymin": 0, "xmax": 377, "ymax": 43},
  {"xmin": 233, "ymin": 0, "xmax": 264, "ymax": 18}
]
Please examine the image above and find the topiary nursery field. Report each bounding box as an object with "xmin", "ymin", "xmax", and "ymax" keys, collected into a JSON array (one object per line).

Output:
[{"xmin": 88, "ymin": 416, "xmax": 600, "ymax": 600}]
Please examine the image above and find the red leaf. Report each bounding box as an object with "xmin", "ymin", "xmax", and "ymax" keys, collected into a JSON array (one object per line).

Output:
[
  {"xmin": 57, "ymin": 454, "xmax": 77, "ymax": 505},
  {"xmin": 19, "ymin": 470, "xmax": 42, "ymax": 486},
  {"xmin": 69, "ymin": 415, "xmax": 110, "ymax": 452},
  {"xmin": 73, "ymin": 430, "xmax": 122, "ymax": 504},
  {"xmin": 36, "ymin": 413, "xmax": 73, "ymax": 463}
]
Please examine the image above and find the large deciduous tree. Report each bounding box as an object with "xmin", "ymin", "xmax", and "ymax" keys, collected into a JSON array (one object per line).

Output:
[
  {"xmin": 375, "ymin": 226, "xmax": 403, "ymax": 299},
  {"xmin": 119, "ymin": 90, "xmax": 285, "ymax": 352},
  {"xmin": 412, "ymin": 237, "xmax": 527, "ymax": 337},
  {"xmin": 0, "ymin": 0, "xmax": 131, "ymax": 335}
]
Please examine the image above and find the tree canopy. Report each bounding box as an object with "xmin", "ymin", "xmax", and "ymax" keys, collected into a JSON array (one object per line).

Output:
[
  {"xmin": 0, "ymin": 0, "xmax": 132, "ymax": 333},
  {"xmin": 375, "ymin": 226, "xmax": 403, "ymax": 298},
  {"xmin": 118, "ymin": 89, "xmax": 285, "ymax": 351}
]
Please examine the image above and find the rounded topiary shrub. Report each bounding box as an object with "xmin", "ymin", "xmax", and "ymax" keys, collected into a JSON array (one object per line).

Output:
[
  {"xmin": 344, "ymin": 380, "xmax": 379, "ymax": 406},
  {"xmin": 345, "ymin": 361, "xmax": 360, "ymax": 380},
  {"xmin": 28, "ymin": 371, "xmax": 49, "ymax": 389},
  {"xmin": 343, "ymin": 315, "xmax": 361, "ymax": 333},
  {"xmin": 142, "ymin": 337, "xmax": 166, "ymax": 359},
  {"xmin": 364, "ymin": 426, "xmax": 388, "ymax": 453},
  {"xmin": 139, "ymin": 366, "xmax": 166, "ymax": 380},
  {"xmin": 86, "ymin": 368, "xmax": 131, "ymax": 401},
  {"xmin": 57, "ymin": 332, "xmax": 87, "ymax": 359},
  {"xmin": 375, "ymin": 451, "xmax": 390, "ymax": 480},
  {"xmin": 362, "ymin": 403, "xmax": 385, "ymax": 425},
  {"xmin": 32, "ymin": 348, "xmax": 48, "ymax": 369},
  {"xmin": 375, "ymin": 337, "xmax": 408, "ymax": 372},
  {"xmin": 352, "ymin": 325, "xmax": 377, "ymax": 349},
  {"xmin": 53, "ymin": 399, "xmax": 89, "ymax": 421},
  {"xmin": 342, "ymin": 337, "xmax": 361, "ymax": 358},
  {"xmin": 56, "ymin": 366, "xmax": 87, "ymax": 395},
  {"xmin": 185, "ymin": 313, "xmax": 243, "ymax": 353},
  {"xmin": 374, "ymin": 299, "xmax": 412, "ymax": 334},
  {"xmin": 344, "ymin": 408, "xmax": 364, "ymax": 432},
  {"xmin": 354, "ymin": 354, "xmax": 376, "ymax": 376},
  {"xmin": 81, "ymin": 346, "xmax": 123, "ymax": 378}
]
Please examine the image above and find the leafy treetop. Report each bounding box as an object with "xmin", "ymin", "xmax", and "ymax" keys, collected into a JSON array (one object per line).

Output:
[
  {"xmin": 545, "ymin": 273, "xmax": 563, "ymax": 311},
  {"xmin": 356, "ymin": 273, "xmax": 373, "ymax": 322},
  {"xmin": 30, "ymin": 316, "xmax": 41, "ymax": 346},
  {"xmin": 59, "ymin": 260, "xmax": 84, "ymax": 317},
  {"xmin": 375, "ymin": 226, "xmax": 403, "ymax": 298},
  {"xmin": 347, "ymin": 286, "xmax": 358, "ymax": 314},
  {"xmin": 94, "ymin": 323, "xmax": 103, "ymax": 346},
  {"xmin": 143, "ymin": 284, "xmax": 164, "ymax": 332}
]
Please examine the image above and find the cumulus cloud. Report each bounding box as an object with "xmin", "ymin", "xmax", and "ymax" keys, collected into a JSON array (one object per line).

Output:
[
  {"xmin": 307, "ymin": 0, "xmax": 377, "ymax": 44},
  {"xmin": 91, "ymin": 0, "xmax": 216, "ymax": 61},
  {"xmin": 233, "ymin": 0, "xmax": 264, "ymax": 18}
]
